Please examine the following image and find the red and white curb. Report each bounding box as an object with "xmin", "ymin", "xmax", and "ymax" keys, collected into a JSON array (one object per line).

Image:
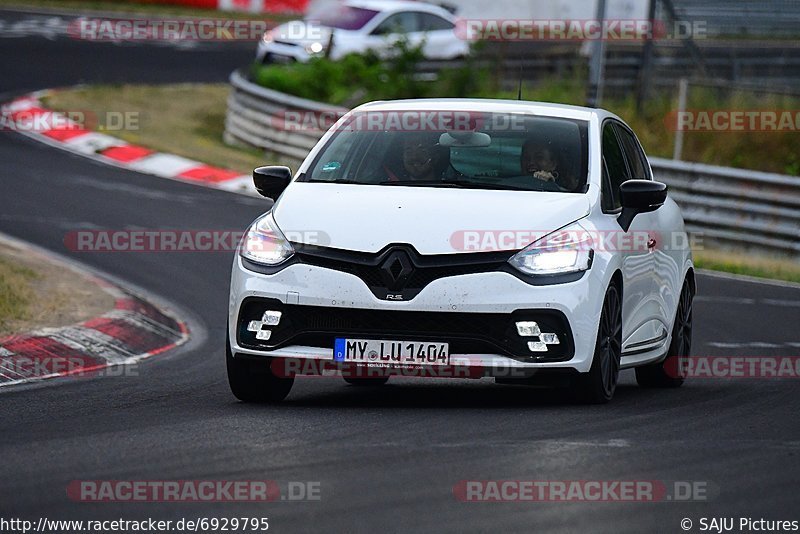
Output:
[
  {"xmin": 0, "ymin": 238, "xmax": 189, "ymax": 388},
  {"xmin": 1, "ymin": 90, "xmax": 258, "ymax": 197}
]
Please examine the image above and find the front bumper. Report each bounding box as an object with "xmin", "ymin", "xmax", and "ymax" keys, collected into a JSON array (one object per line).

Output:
[
  {"xmin": 255, "ymin": 41, "xmax": 310, "ymax": 63},
  {"xmin": 228, "ymin": 256, "xmax": 606, "ymax": 373}
]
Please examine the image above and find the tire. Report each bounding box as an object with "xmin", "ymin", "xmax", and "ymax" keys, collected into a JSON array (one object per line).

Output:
[
  {"xmin": 636, "ymin": 277, "xmax": 693, "ymax": 388},
  {"xmin": 343, "ymin": 376, "xmax": 390, "ymax": 387},
  {"xmin": 226, "ymin": 336, "xmax": 293, "ymax": 403},
  {"xmin": 572, "ymin": 282, "xmax": 623, "ymax": 404}
]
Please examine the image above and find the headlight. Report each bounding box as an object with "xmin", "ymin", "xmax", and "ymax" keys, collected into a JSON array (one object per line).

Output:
[
  {"xmin": 262, "ymin": 31, "xmax": 274, "ymax": 44},
  {"xmin": 304, "ymin": 41, "xmax": 324, "ymax": 55},
  {"xmin": 508, "ymin": 223, "xmax": 593, "ymax": 276},
  {"xmin": 239, "ymin": 212, "xmax": 294, "ymax": 266}
]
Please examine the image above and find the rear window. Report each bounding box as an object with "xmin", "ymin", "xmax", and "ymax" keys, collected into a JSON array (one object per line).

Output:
[
  {"xmin": 302, "ymin": 111, "xmax": 589, "ymax": 193},
  {"xmin": 420, "ymin": 13, "xmax": 455, "ymax": 31}
]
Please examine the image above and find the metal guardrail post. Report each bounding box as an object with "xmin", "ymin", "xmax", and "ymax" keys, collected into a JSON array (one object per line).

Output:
[
  {"xmin": 672, "ymin": 77, "xmax": 688, "ymax": 161},
  {"xmin": 586, "ymin": 0, "xmax": 607, "ymax": 108}
]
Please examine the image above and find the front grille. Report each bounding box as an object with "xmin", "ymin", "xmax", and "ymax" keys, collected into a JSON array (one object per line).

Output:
[
  {"xmin": 294, "ymin": 243, "xmax": 513, "ymax": 301},
  {"xmin": 237, "ymin": 298, "xmax": 574, "ymax": 362}
]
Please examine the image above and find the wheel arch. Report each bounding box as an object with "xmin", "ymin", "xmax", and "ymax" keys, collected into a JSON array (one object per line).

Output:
[
  {"xmin": 610, "ymin": 268, "xmax": 623, "ymax": 299},
  {"xmin": 686, "ymin": 266, "xmax": 696, "ymax": 296}
]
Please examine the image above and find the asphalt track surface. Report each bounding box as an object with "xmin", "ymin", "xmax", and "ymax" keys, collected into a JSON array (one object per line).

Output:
[{"xmin": 1, "ymin": 9, "xmax": 799, "ymax": 533}]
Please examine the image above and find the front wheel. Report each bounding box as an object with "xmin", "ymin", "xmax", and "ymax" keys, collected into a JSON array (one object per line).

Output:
[
  {"xmin": 572, "ymin": 282, "xmax": 622, "ymax": 404},
  {"xmin": 226, "ymin": 337, "xmax": 293, "ymax": 403},
  {"xmin": 636, "ymin": 277, "xmax": 693, "ymax": 388}
]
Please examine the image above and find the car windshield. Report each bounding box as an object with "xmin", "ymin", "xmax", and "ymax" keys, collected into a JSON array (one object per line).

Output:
[
  {"xmin": 302, "ymin": 111, "xmax": 589, "ymax": 193},
  {"xmin": 309, "ymin": 5, "xmax": 380, "ymax": 30}
]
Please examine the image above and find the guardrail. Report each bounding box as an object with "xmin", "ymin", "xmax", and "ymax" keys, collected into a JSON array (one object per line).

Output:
[
  {"xmin": 224, "ymin": 70, "xmax": 800, "ymax": 257},
  {"xmin": 650, "ymin": 158, "xmax": 800, "ymax": 256},
  {"xmin": 225, "ymin": 69, "xmax": 344, "ymax": 164}
]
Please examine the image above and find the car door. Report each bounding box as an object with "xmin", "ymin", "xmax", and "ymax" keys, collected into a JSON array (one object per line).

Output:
[
  {"xmin": 601, "ymin": 120, "xmax": 661, "ymax": 353},
  {"xmin": 615, "ymin": 123, "xmax": 683, "ymax": 333}
]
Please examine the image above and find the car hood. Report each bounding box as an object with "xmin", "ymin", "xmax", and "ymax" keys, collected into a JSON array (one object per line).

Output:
[{"xmin": 272, "ymin": 183, "xmax": 590, "ymax": 255}]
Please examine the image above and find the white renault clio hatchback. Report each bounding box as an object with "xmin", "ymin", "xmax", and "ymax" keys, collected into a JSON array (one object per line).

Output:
[
  {"xmin": 227, "ymin": 99, "xmax": 695, "ymax": 404},
  {"xmin": 255, "ymin": 0, "xmax": 469, "ymax": 64}
]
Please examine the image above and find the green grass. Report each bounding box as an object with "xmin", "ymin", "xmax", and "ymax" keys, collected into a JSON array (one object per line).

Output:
[
  {"xmin": 44, "ymin": 83, "xmax": 287, "ymax": 172},
  {"xmin": 694, "ymin": 250, "xmax": 800, "ymax": 284},
  {"xmin": 0, "ymin": 257, "xmax": 38, "ymax": 333}
]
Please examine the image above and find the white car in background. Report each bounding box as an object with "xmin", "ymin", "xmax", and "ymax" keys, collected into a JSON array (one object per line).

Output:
[
  {"xmin": 227, "ymin": 99, "xmax": 695, "ymax": 404},
  {"xmin": 255, "ymin": 0, "xmax": 469, "ymax": 63}
]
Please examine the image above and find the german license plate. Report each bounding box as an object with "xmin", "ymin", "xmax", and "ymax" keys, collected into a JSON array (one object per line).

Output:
[{"xmin": 334, "ymin": 338, "xmax": 449, "ymax": 366}]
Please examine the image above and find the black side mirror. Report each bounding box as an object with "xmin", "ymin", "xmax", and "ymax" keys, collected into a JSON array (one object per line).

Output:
[
  {"xmin": 253, "ymin": 166, "xmax": 292, "ymax": 199},
  {"xmin": 618, "ymin": 180, "xmax": 667, "ymax": 231}
]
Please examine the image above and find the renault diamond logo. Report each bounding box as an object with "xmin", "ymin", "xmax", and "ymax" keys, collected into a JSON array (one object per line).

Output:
[{"xmin": 379, "ymin": 250, "xmax": 413, "ymax": 290}]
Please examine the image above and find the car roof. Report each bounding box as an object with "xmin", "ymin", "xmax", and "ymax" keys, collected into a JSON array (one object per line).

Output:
[
  {"xmin": 353, "ymin": 98, "xmax": 623, "ymax": 124},
  {"xmin": 344, "ymin": 0, "xmax": 452, "ymax": 16}
]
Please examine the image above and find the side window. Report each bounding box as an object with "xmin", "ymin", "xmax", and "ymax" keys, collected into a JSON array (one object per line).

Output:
[
  {"xmin": 371, "ymin": 12, "xmax": 419, "ymax": 35},
  {"xmin": 615, "ymin": 125, "xmax": 650, "ymax": 180},
  {"xmin": 601, "ymin": 122, "xmax": 631, "ymax": 211},
  {"xmin": 419, "ymin": 13, "xmax": 454, "ymax": 31}
]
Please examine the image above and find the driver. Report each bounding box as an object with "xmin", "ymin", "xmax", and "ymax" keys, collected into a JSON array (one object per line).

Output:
[
  {"xmin": 521, "ymin": 140, "xmax": 578, "ymax": 191},
  {"xmin": 385, "ymin": 135, "xmax": 449, "ymax": 182}
]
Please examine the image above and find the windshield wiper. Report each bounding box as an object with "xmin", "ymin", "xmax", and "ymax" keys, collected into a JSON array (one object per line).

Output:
[
  {"xmin": 380, "ymin": 179, "xmax": 528, "ymax": 191},
  {"xmin": 305, "ymin": 178, "xmax": 362, "ymax": 184},
  {"xmin": 308, "ymin": 178, "xmax": 532, "ymax": 191},
  {"xmin": 379, "ymin": 180, "xmax": 463, "ymax": 187},
  {"xmin": 444, "ymin": 179, "xmax": 529, "ymax": 191}
]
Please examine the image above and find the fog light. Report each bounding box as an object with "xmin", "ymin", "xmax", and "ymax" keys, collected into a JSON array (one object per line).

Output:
[
  {"xmin": 262, "ymin": 310, "xmax": 282, "ymax": 325},
  {"xmin": 516, "ymin": 321, "xmax": 541, "ymax": 336},
  {"xmin": 256, "ymin": 330, "xmax": 272, "ymax": 341},
  {"xmin": 528, "ymin": 341, "xmax": 547, "ymax": 352},
  {"xmin": 540, "ymin": 333, "xmax": 560, "ymax": 345},
  {"xmin": 247, "ymin": 312, "xmax": 278, "ymax": 341}
]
